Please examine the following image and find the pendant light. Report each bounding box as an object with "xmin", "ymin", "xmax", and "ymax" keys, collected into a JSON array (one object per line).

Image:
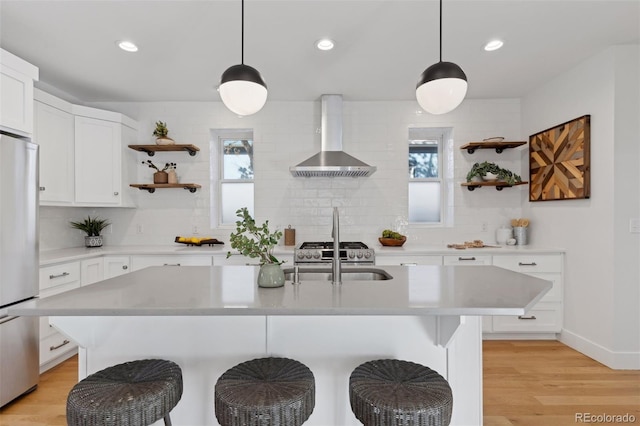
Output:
[
  {"xmin": 219, "ymin": 0, "xmax": 267, "ymax": 116},
  {"xmin": 416, "ymin": 0, "xmax": 467, "ymax": 115}
]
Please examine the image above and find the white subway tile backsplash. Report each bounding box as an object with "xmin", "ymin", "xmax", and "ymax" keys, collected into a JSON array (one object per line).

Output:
[{"xmin": 41, "ymin": 98, "xmax": 525, "ymax": 250}]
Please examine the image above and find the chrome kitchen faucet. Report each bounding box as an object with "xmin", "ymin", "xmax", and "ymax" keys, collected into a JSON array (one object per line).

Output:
[{"xmin": 332, "ymin": 207, "xmax": 342, "ymax": 285}]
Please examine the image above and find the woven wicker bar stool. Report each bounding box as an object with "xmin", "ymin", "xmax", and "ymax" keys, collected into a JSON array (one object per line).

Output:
[
  {"xmin": 66, "ymin": 359, "xmax": 183, "ymax": 426},
  {"xmin": 214, "ymin": 357, "xmax": 315, "ymax": 426},
  {"xmin": 349, "ymin": 359, "xmax": 453, "ymax": 426}
]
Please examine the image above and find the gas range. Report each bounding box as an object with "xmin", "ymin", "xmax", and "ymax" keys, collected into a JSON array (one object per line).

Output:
[{"xmin": 295, "ymin": 241, "xmax": 375, "ymax": 265}]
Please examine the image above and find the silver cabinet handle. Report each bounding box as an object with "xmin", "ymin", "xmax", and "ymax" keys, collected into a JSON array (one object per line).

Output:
[
  {"xmin": 122, "ymin": 265, "xmax": 128, "ymax": 270},
  {"xmin": 517, "ymin": 315, "xmax": 537, "ymax": 320},
  {"xmin": 458, "ymin": 257, "xmax": 476, "ymax": 261},
  {"xmin": 400, "ymin": 263, "xmax": 417, "ymax": 266},
  {"xmin": 518, "ymin": 262, "xmax": 537, "ymax": 266},
  {"xmin": 163, "ymin": 263, "xmax": 181, "ymax": 266},
  {"xmin": 50, "ymin": 339, "xmax": 70, "ymax": 351},
  {"xmin": 39, "ymin": 186, "xmax": 46, "ymax": 191},
  {"xmin": 114, "ymin": 192, "xmax": 119, "ymax": 196},
  {"xmin": 49, "ymin": 272, "xmax": 70, "ymax": 279}
]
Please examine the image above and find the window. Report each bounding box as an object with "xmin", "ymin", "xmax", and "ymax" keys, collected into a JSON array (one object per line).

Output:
[
  {"xmin": 212, "ymin": 129, "xmax": 254, "ymax": 226},
  {"xmin": 408, "ymin": 127, "xmax": 453, "ymax": 225}
]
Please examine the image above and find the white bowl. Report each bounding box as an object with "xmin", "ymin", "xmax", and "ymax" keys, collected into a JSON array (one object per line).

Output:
[{"xmin": 482, "ymin": 172, "xmax": 499, "ymax": 181}]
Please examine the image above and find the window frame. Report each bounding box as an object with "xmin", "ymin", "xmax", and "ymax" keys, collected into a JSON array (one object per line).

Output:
[{"xmin": 408, "ymin": 127, "xmax": 453, "ymax": 227}]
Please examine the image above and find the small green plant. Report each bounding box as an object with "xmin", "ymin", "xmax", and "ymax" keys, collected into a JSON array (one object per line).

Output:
[
  {"xmin": 69, "ymin": 216, "xmax": 111, "ymax": 236},
  {"xmin": 466, "ymin": 161, "xmax": 522, "ymax": 185},
  {"xmin": 141, "ymin": 160, "xmax": 170, "ymax": 172},
  {"xmin": 227, "ymin": 208, "xmax": 283, "ymax": 265},
  {"xmin": 153, "ymin": 121, "xmax": 169, "ymax": 138}
]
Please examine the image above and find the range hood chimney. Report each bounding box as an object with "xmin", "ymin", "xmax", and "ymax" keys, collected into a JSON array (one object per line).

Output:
[{"xmin": 290, "ymin": 95, "xmax": 377, "ymax": 177}]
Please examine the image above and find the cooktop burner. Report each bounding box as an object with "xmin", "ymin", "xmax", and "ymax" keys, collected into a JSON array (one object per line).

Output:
[{"xmin": 299, "ymin": 241, "xmax": 369, "ymax": 250}]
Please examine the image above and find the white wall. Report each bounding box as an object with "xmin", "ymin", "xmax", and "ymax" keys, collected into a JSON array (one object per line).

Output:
[
  {"xmin": 521, "ymin": 45, "xmax": 640, "ymax": 369},
  {"xmin": 41, "ymin": 98, "xmax": 526, "ymax": 250}
]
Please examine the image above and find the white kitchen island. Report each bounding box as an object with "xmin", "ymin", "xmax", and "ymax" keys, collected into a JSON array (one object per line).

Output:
[{"xmin": 12, "ymin": 265, "xmax": 551, "ymax": 426}]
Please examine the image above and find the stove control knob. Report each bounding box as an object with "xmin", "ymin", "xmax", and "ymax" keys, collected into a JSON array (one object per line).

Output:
[
  {"xmin": 356, "ymin": 251, "xmax": 364, "ymax": 259},
  {"xmin": 305, "ymin": 252, "xmax": 313, "ymax": 259},
  {"xmin": 348, "ymin": 251, "xmax": 356, "ymax": 259},
  {"xmin": 313, "ymin": 251, "xmax": 321, "ymax": 259},
  {"xmin": 364, "ymin": 250, "xmax": 372, "ymax": 259}
]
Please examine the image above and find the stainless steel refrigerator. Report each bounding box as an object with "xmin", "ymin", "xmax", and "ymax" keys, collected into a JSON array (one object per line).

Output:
[{"xmin": 0, "ymin": 131, "xmax": 39, "ymax": 407}]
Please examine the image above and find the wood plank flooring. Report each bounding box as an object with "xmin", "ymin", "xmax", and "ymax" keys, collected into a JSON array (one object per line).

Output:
[
  {"xmin": 1, "ymin": 341, "xmax": 638, "ymax": 425},
  {"xmin": 483, "ymin": 341, "xmax": 640, "ymax": 426}
]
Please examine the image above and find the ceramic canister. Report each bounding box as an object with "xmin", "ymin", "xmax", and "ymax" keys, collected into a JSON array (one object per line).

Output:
[{"xmin": 496, "ymin": 227, "xmax": 513, "ymax": 245}]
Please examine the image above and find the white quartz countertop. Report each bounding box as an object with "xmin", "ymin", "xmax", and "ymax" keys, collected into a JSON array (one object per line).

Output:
[
  {"xmin": 12, "ymin": 265, "xmax": 551, "ymax": 317},
  {"xmin": 39, "ymin": 244, "xmax": 564, "ymax": 265}
]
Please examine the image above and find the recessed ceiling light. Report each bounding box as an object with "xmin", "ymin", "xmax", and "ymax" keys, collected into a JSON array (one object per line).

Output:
[
  {"xmin": 117, "ymin": 40, "xmax": 139, "ymax": 52},
  {"xmin": 484, "ymin": 40, "xmax": 504, "ymax": 52},
  {"xmin": 316, "ymin": 39, "xmax": 335, "ymax": 51}
]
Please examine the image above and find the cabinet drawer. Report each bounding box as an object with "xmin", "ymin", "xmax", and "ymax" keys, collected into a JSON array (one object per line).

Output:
[
  {"xmin": 39, "ymin": 262, "xmax": 80, "ymax": 291},
  {"xmin": 443, "ymin": 255, "xmax": 491, "ymax": 265},
  {"xmin": 39, "ymin": 280, "xmax": 80, "ymax": 299},
  {"xmin": 131, "ymin": 255, "xmax": 213, "ymax": 271},
  {"xmin": 375, "ymin": 255, "xmax": 442, "ymax": 266},
  {"xmin": 40, "ymin": 331, "xmax": 76, "ymax": 365},
  {"xmin": 492, "ymin": 305, "xmax": 562, "ymax": 333},
  {"xmin": 39, "ymin": 316, "xmax": 57, "ymax": 339},
  {"xmin": 492, "ymin": 254, "xmax": 562, "ymax": 273}
]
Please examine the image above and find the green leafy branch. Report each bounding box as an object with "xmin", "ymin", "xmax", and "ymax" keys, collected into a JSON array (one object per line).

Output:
[
  {"xmin": 466, "ymin": 161, "xmax": 522, "ymax": 185},
  {"xmin": 227, "ymin": 207, "xmax": 283, "ymax": 265}
]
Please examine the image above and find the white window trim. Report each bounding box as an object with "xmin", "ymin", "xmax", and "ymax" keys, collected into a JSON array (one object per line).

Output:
[
  {"xmin": 408, "ymin": 127, "xmax": 454, "ymax": 228},
  {"xmin": 209, "ymin": 128, "xmax": 254, "ymax": 229}
]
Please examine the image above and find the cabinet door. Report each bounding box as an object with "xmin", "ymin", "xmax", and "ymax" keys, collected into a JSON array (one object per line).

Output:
[
  {"xmin": 0, "ymin": 63, "xmax": 34, "ymax": 136},
  {"xmin": 81, "ymin": 258, "xmax": 104, "ymax": 286},
  {"xmin": 104, "ymin": 256, "xmax": 131, "ymax": 278},
  {"xmin": 74, "ymin": 116, "xmax": 121, "ymax": 205},
  {"xmin": 35, "ymin": 101, "xmax": 74, "ymax": 204}
]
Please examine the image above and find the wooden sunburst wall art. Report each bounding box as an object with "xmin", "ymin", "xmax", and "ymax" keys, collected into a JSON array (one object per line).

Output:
[{"xmin": 529, "ymin": 115, "xmax": 591, "ymax": 201}]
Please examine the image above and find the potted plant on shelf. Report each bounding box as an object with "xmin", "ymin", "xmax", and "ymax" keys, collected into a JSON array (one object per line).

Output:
[
  {"xmin": 153, "ymin": 120, "xmax": 175, "ymax": 145},
  {"xmin": 142, "ymin": 160, "xmax": 170, "ymax": 184},
  {"xmin": 227, "ymin": 207, "xmax": 285, "ymax": 288},
  {"xmin": 70, "ymin": 216, "xmax": 111, "ymax": 247},
  {"xmin": 466, "ymin": 161, "xmax": 522, "ymax": 185}
]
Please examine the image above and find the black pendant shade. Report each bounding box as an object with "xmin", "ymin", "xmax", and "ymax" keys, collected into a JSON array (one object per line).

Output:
[
  {"xmin": 417, "ymin": 61, "xmax": 467, "ymax": 86},
  {"xmin": 220, "ymin": 64, "xmax": 267, "ymax": 87}
]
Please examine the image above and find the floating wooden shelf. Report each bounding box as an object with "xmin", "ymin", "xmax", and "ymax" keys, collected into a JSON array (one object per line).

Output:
[
  {"xmin": 461, "ymin": 181, "xmax": 528, "ymax": 191},
  {"xmin": 128, "ymin": 144, "xmax": 200, "ymax": 156},
  {"xmin": 130, "ymin": 183, "xmax": 201, "ymax": 193},
  {"xmin": 460, "ymin": 141, "xmax": 526, "ymax": 154}
]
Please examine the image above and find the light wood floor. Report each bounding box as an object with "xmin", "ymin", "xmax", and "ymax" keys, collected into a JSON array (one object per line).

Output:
[{"xmin": 1, "ymin": 341, "xmax": 638, "ymax": 425}]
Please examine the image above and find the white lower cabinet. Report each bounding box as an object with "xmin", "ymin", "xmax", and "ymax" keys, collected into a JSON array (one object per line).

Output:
[
  {"xmin": 130, "ymin": 255, "xmax": 213, "ymax": 272},
  {"xmin": 38, "ymin": 261, "xmax": 80, "ymax": 371},
  {"xmin": 104, "ymin": 256, "xmax": 130, "ymax": 278},
  {"xmin": 81, "ymin": 257, "xmax": 104, "ymax": 286},
  {"xmin": 213, "ymin": 254, "xmax": 294, "ymax": 266},
  {"xmin": 488, "ymin": 253, "xmax": 564, "ymax": 337},
  {"xmin": 375, "ymin": 255, "xmax": 442, "ymax": 266}
]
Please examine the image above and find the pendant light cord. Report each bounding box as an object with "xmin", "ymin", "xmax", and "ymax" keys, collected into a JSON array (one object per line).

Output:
[
  {"xmin": 439, "ymin": 0, "xmax": 443, "ymax": 62},
  {"xmin": 241, "ymin": 0, "xmax": 245, "ymax": 65}
]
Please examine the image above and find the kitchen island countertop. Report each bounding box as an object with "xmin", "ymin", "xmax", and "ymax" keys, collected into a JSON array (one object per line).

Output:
[{"xmin": 12, "ymin": 264, "xmax": 551, "ymax": 317}]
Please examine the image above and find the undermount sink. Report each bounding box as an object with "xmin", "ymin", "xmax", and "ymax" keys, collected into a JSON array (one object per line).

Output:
[{"xmin": 282, "ymin": 267, "xmax": 393, "ymax": 281}]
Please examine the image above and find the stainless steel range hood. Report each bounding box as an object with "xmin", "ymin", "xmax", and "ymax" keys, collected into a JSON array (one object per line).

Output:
[{"xmin": 290, "ymin": 95, "xmax": 377, "ymax": 177}]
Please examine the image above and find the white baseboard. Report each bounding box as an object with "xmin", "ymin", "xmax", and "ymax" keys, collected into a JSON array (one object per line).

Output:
[
  {"xmin": 483, "ymin": 333, "xmax": 558, "ymax": 340},
  {"xmin": 560, "ymin": 329, "xmax": 640, "ymax": 370}
]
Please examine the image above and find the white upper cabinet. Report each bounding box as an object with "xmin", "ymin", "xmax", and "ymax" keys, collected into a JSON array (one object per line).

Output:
[
  {"xmin": 0, "ymin": 48, "xmax": 38, "ymax": 136},
  {"xmin": 73, "ymin": 105, "xmax": 137, "ymax": 207},
  {"xmin": 34, "ymin": 90, "xmax": 74, "ymax": 204}
]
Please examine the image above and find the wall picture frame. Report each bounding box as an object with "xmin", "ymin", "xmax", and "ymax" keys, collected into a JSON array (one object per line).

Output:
[{"xmin": 529, "ymin": 115, "xmax": 591, "ymax": 201}]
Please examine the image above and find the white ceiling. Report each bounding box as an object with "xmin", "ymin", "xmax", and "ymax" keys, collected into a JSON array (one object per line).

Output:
[{"xmin": 1, "ymin": 0, "xmax": 638, "ymax": 103}]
